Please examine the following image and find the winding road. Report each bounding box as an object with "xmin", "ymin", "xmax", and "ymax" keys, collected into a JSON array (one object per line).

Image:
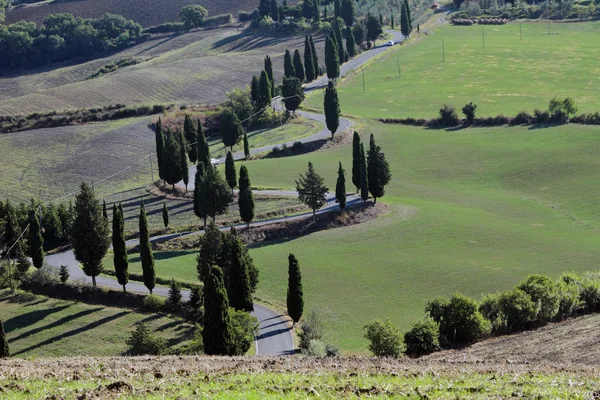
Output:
[{"xmin": 45, "ymin": 29, "xmax": 403, "ymax": 356}]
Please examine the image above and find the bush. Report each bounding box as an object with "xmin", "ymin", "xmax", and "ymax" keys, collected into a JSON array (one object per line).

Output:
[
  {"xmin": 238, "ymin": 10, "xmax": 257, "ymax": 21},
  {"xmin": 59, "ymin": 265, "xmax": 69, "ymax": 283},
  {"xmin": 230, "ymin": 309, "xmax": 259, "ymax": 355},
  {"xmin": 461, "ymin": 102, "xmax": 477, "ymax": 125},
  {"xmin": 548, "ymin": 97, "xmax": 577, "ymax": 123},
  {"xmin": 533, "ymin": 108, "xmax": 550, "ymax": 124},
  {"xmin": 498, "ymin": 289, "xmax": 537, "ymax": 332},
  {"xmin": 438, "ymin": 105, "xmax": 460, "ymax": 127},
  {"xmin": 556, "ymin": 280, "xmax": 582, "ymax": 320},
  {"xmin": 580, "ymin": 278, "xmax": 600, "ymax": 312},
  {"xmin": 204, "ymin": 13, "xmax": 233, "ymax": 28},
  {"xmin": 298, "ymin": 309, "xmax": 324, "ymax": 349},
  {"xmin": 144, "ymin": 294, "xmax": 165, "ymax": 312},
  {"xmin": 126, "ymin": 322, "xmax": 167, "ymax": 355},
  {"xmin": 325, "ymin": 343, "xmax": 340, "ymax": 356},
  {"xmin": 512, "ymin": 110, "xmax": 533, "ymax": 125},
  {"xmin": 403, "ymin": 318, "xmax": 440, "ymax": 357},
  {"xmin": 29, "ymin": 264, "xmax": 59, "ymax": 285},
  {"xmin": 363, "ymin": 319, "xmax": 404, "ymax": 357},
  {"xmin": 478, "ymin": 292, "xmax": 503, "ymax": 332},
  {"xmin": 517, "ymin": 275, "xmax": 560, "ymax": 321},
  {"xmin": 306, "ymin": 339, "xmax": 327, "ymax": 356}
]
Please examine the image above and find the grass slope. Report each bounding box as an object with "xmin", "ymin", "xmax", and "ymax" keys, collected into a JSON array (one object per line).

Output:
[
  {"xmin": 0, "ymin": 291, "xmax": 193, "ymax": 358},
  {"xmin": 306, "ymin": 22, "xmax": 600, "ymax": 118}
]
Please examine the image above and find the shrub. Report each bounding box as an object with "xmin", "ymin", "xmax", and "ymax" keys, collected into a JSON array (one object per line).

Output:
[
  {"xmin": 298, "ymin": 309, "xmax": 324, "ymax": 349},
  {"xmin": 533, "ymin": 108, "xmax": 550, "ymax": 124},
  {"xmin": 517, "ymin": 275, "xmax": 560, "ymax": 321},
  {"xmin": 238, "ymin": 10, "xmax": 255, "ymax": 21},
  {"xmin": 204, "ymin": 14, "xmax": 233, "ymax": 28},
  {"xmin": 230, "ymin": 309, "xmax": 259, "ymax": 355},
  {"xmin": 144, "ymin": 294, "xmax": 165, "ymax": 312},
  {"xmin": 580, "ymin": 279, "xmax": 600, "ymax": 312},
  {"xmin": 291, "ymin": 141, "xmax": 305, "ymax": 154},
  {"xmin": 59, "ymin": 265, "xmax": 69, "ymax": 283},
  {"xmin": 556, "ymin": 280, "xmax": 582, "ymax": 320},
  {"xmin": 461, "ymin": 102, "xmax": 477, "ymax": 125},
  {"xmin": 126, "ymin": 322, "xmax": 167, "ymax": 355},
  {"xmin": 29, "ymin": 264, "xmax": 59, "ymax": 285},
  {"xmin": 363, "ymin": 319, "xmax": 404, "ymax": 357},
  {"xmin": 548, "ymin": 97, "xmax": 577, "ymax": 123},
  {"xmin": 512, "ymin": 110, "xmax": 533, "ymax": 125},
  {"xmin": 438, "ymin": 105, "xmax": 460, "ymax": 127},
  {"xmin": 479, "ymin": 292, "xmax": 503, "ymax": 332},
  {"xmin": 403, "ymin": 318, "xmax": 440, "ymax": 357},
  {"xmin": 498, "ymin": 289, "xmax": 537, "ymax": 332},
  {"xmin": 306, "ymin": 339, "xmax": 327, "ymax": 356},
  {"xmin": 325, "ymin": 343, "xmax": 340, "ymax": 356}
]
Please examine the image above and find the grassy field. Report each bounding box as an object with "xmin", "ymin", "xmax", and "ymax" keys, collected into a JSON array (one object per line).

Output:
[
  {"xmin": 305, "ymin": 22, "xmax": 600, "ymax": 118},
  {"xmin": 1, "ymin": 357, "xmax": 599, "ymax": 398},
  {"xmin": 0, "ymin": 291, "xmax": 194, "ymax": 358}
]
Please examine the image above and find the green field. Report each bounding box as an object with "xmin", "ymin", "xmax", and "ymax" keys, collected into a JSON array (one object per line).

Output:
[
  {"xmin": 306, "ymin": 22, "xmax": 600, "ymax": 118},
  {"xmin": 0, "ymin": 291, "xmax": 193, "ymax": 358}
]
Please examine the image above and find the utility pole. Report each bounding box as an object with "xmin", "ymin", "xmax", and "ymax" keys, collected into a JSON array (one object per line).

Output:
[
  {"xmin": 362, "ymin": 70, "xmax": 366, "ymax": 93},
  {"xmin": 442, "ymin": 40, "xmax": 445, "ymax": 62},
  {"xmin": 149, "ymin": 152, "xmax": 154, "ymax": 182},
  {"xmin": 397, "ymin": 56, "xmax": 401, "ymax": 78}
]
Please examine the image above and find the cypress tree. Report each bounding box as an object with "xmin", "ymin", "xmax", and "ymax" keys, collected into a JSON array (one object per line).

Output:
[
  {"xmin": 400, "ymin": 2, "xmax": 410, "ymax": 37},
  {"xmin": 334, "ymin": 0, "xmax": 341, "ymax": 18},
  {"xmin": 359, "ymin": 142, "xmax": 369, "ymax": 202},
  {"xmin": 324, "ymin": 4, "xmax": 328, "ymax": 19},
  {"xmin": 312, "ymin": 0, "xmax": 320, "ymax": 21},
  {"xmin": 284, "ymin": 49, "xmax": 295, "ymax": 78},
  {"xmin": 309, "ymin": 35, "xmax": 319, "ymax": 77},
  {"xmin": 196, "ymin": 119, "xmax": 211, "ymax": 170},
  {"xmin": 225, "ymin": 228, "xmax": 254, "ymax": 312},
  {"xmin": 264, "ymin": 55, "xmax": 274, "ymax": 97},
  {"xmin": 333, "ymin": 19, "xmax": 344, "ymax": 65},
  {"xmin": 162, "ymin": 202, "xmax": 169, "ymax": 228},
  {"xmin": 302, "ymin": 0, "xmax": 313, "ymax": 19},
  {"xmin": 183, "ymin": 114, "xmax": 197, "ymax": 163},
  {"xmin": 324, "ymin": 81, "xmax": 341, "ymax": 139},
  {"xmin": 259, "ymin": 0, "xmax": 270, "ymax": 17},
  {"xmin": 225, "ymin": 151, "xmax": 237, "ymax": 194},
  {"xmin": 193, "ymin": 162, "xmax": 208, "ymax": 229},
  {"xmin": 168, "ymin": 278, "xmax": 183, "ymax": 311},
  {"xmin": 29, "ymin": 211, "xmax": 44, "ymax": 269},
  {"xmin": 179, "ymin": 131, "xmax": 189, "ymax": 190},
  {"xmin": 391, "ymin": 13, "xmax": 394, "ymax": 29},
  {"xmin": 379, "ymin": 13, "xmax": 383, "ymax": 26},
  {"xmin": 296, "ymin": 161, "xmax": 329, "ymax": 220},
  {"xmin": 278, "ymin": 5, "xmax": 284, "ymax": 22},
  {"xmin": 102, "ymin": 199, "xmax": 108, "ymax": 220},
  {"xmin": 404, "ymin": 0, "xmax": 412, "ymax": 31},
  {"xmin": 202, "ymin": 265, "xmax": 234, "ymax": 355},
  {"xmin": 293, "ymin": 49, "xmax": 305, "ymax": 81},
  {"xmin": 367, "ymin": 134, "xmax": 392, "ymax": 204},
  {"xmin": 336, "ymin": 161, "xmax": 346, "ymax": 210},
  {"xmin": 325, "ymin": 35, "xmax": 339, "ymax": 80},
  {"xmin": 197, "ymin": 222, "xmax": 225, "ymax": 283},
  {"xmin": 188, "ymin": 285, "xmax": 203, "ymax": 322},
  {"xmin": 281, "ymin": 76, "xmax": 305, "ymax": 113},
  {"xmin": 270, "ymin": 0, "xmax": 278, "ymax": 21},
  {"xmin": 220, "ymin": 109, "xmax": 244, "ymax": 151},
  {"xmin": 112, "ymin": 203, "xmax": 128, "ymax": 293},
  {"xmin": 304, "ymin": 35, "xmax": 316, "ymax": 82},
  {"xmin": 238, "ymin": 165, "xmax": 255, "ymax": 228},
  {"xmin": 162, "ymin": 129, "xmax": 184, "ymax": 189},
  {"xmin": 71, "ymin": 182, "xmax": 110, "ymax": 287},
  {"xmin": 155, "ymin": 118, "xmax": 165, "ymax": 181},
  {"xmin": 4, "ymin": 211, "xmax": 19, "ymax": 260},
  {"xmin": 139, "ymin": 203, "xmax": 155, "ymax": 294},
  {"xmin": 341, "ymin": 0, "xmax": 355, "ymax": 26},
  {"xmin": 258, "ymin": 70, "xmax": 272, "ymax": 109},
  {"xmin": 352, "ymin": 131, "xmax": 361, "ymax": 192},
  {"xmin": 0, "ymin": 320, "xmax": 8, "ymax": 358},
  {"xmin": 286, "ymin": 254, "xmax": 303, "ymax": 325},
  {"xmin": 250, "ymin": 75, "xmax": 260, "ymax": 108},
  {"xmin": 346, "ymin": 26, "xmax": 356, "ymax": 58},
  {"xmin": 243, "ymin": 131, "xmax": 250, "ymax": 160}
]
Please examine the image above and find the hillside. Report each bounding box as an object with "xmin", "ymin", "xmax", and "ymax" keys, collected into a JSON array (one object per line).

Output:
[{"xmin": 6, "ymin": 0, "xmax": 260, "ymax": 27}]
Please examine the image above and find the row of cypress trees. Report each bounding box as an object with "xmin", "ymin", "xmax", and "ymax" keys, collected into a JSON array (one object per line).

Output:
[{"xmin": 352, "ymin": 132, "xmax": 392, "ymax": 204}]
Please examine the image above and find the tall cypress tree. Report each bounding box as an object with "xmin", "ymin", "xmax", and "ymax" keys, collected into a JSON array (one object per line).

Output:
[
  {"xmin": 193, "ymin": 162, "xmax": 208, "ymax": 229},
  {"xmin": 179, "ymin": 131, "xmax": 189, "ymax": 190},
  {"xmin": 112, "ymin": 203, "xmax": 128, "ymax": 293},
  {"xmin": 183, "ymin": 114, "xmax": 198, "ymax": 163},
  {"xmin": 139, "ymin": 203, "xmax": 155, "ymax": 294},
  {"xmin": 29, "ymin": 211, "xmax": 44, "ymax": 269},
  {"xmin": 196, "ymin": 119, "xmax": 210, "ymax": 170},
  {"xmin": 155, "ymin": 118, "xmax": 165, "ymax": 181},
  {"xmin": 359, "ymin": 142, "xmax": 369, "ymax": 202},
  {"xmin": 225, "ymin": 228, "xmax": 254, "ymax": 312},
  {"xmin": 162, "ymin": 129, "xmax": 184, "ymax": 189},
  {"xmin": 400, "ymin": 2, "xmax": 410, "ymax": 37},
  {"xmin": 202, "ymin": 265, "xmax": 234, "ymax": 355},
  {"xmin": 270, "ymin": 0, "xmax": 279, "ymax": 21},
  {"xmin": 259, "ymin": 0, "xmax": 270, "ymax": 16},
  {"xmin": 312, "ymin": 0, "xmax": 320, "ymax": 21},
  {"xmin": 340, "ymin": 0, "xmax": 355, "ymax": 26},
  {"xmin": 258, "ymin": 70, "xmax": 272, "ymax": 109},
  {"xmin": 336, "ymin": 161, "xmax": 346, "ymax": 210},
  {"xmin": 264, "ymin": 55, "xmax": 275, "ymax": 97},
  {"xmin": 238, "ymin": 165, "xmax": 255, "ymax": 228},
  {"xmin": 162, "ymin": 202, "xmax": 169, "ymax": 228},
  {"xmin": 197, "ymin": 223, "xmax": 224, "ymax": 282},
  {"xmin": 324, "ymin": 81, "xmax": 341, "ymax": 139},
  {"xmin": 404, "ymin": 0, "xmax": 412, "ymax": 31},
  {"xmin": 102, "ymin": 199, "xmax": 108, "ymax": 220},
  {"xmin": 302, "ymin": 0, "xmax": 313, "ymax": 19},
  {"xmin": 286, "ymin": 254, "xmax": 303, "ymax": 325},
  {"xmin": 250, "ymin": 75, "xmax": 260, "ymax": 109},
  {"xmin": 0, "ymin": 320, "xmax": 8, "ymax": 358},
  {"xmin": 367, "ymin": 134, "xmax": 392, "ymax": 204},
  {"xmin": 284, "ymin": 49, "xmax": 295, "ymax": 78},
  {"xmin": 293, "ymin": 49, "xmax": 305, "ymax": 81},
  {"xmin": 309, "ymin": 35, "xmax": 319, "ymax": 77},
  {"xmin": 346, "ymin": 26, "xmax": 356, "ymax": 58},
  {"xmin": 333, "ymin": 19, "xmax": 344, "ymax": 65},
  {"xmin": 352, "ymin": 131, "xmax": 361, "ymax": 192},
  {"xmin": 221, "ymin": 109, "xmax": 244, "ymax": 151},
  {"xmin": 225, "ymin": 151, "xmax": 237, "ymax": 194},
  {"xmin": 391, "ymin": 14, "xmax": 395, "ymax": 29},
  {"xmin": 334, "ymin": 0, "xmax": 341, "ymax": 17},
  {"xmin": 304, "ymin": 35, "xmax": 316, "ymax": 82},
  {"xmin": 71, "ymin": 182, "xmax": 110, "ymax": 287},
  {"xmin": 325, "ymin": 34, "xmax": 339, "ymax": 80},
  {"xmin": 243, "ymin": 131, "xmax": 250, "ymax": 160}
]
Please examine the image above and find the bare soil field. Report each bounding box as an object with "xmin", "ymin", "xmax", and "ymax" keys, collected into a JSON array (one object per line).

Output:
[{"xmin": 0, "ymin": 29, "xmax": 325, "ymax": 115}]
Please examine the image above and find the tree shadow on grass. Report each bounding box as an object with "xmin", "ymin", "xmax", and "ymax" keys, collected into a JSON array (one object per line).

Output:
[
  {"xmin": 129, "ymin": 250, "xmax": 196, "ymax": 264},
  {"xmin": 0, "ymin": 292, "xmax": 44, "ymax": 305},
  {"xmin": 12, "ymin": 310, "xmax": 130, "ymax": 356},
  {"xmin": 3, "ymin": 304, "xmax": 72, "ymax": 334}
]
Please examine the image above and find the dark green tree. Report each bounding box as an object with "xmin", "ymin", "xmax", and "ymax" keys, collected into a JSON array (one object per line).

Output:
[
  {"xmin": 264, "ymin": 55, "xmax": 275, "ymax": 97},
  {"xmin": 404, "ymin": 0, "xmax": 412, "ymax": 31},
  {"xmin": 281, "ymin": 76, "xmax": 305, "ymax": 112},
  {"xmin": 353, "ymin": 22, "xmax": 365, "ymax": 44},
  {"xmin": 71, "ymin": 182, "xmax": 110, "ymax": 287},
  {"xmin": 201, "ymin": 164, "xmax": 234, "ymax": 222},
  {"xmin": 335, "ymin": 161, "xmax": 346, "ymax": 210},
  {"xmin": 221, "ymin": 109, "xmax": 244, "ymax": 152},
  {"xmin": 167, "ymin": 278, "xmax": 182, "ymax": 312},
  {"xmin": 113, "ymin": 203, "xmax": 128, "ymax": 292},
  {"xmin": 196, "ymin": 119, "xmax": 211, "ymax": 170},
  {"xmin": 197, "ymin": 223, "xmax": 224, "ymax": 282},
  {"xmin": 309, "ymin": 34, "xmax": 319, "ymax": 78},
  {"xmin": 250, "ymin": 75, "xmax": 260, "ymax": 108},
  {"xmin": 325, "ymin": 34, "xmax": 340, "ymax": 80},
  {"xmin": 29, "ymin": 211, "xmax": 44, "ymax": 269},
  {"xmin": 296, "ymin": 161, "xmax": 329, "ymax": 220},
  {"xmin": 367, "ymin": 134, "xmax": 391, "ymax": 204},
  {"xmin": 258, "ymin": 70, "xmax": 272, "ymax": 110},
  {"xmin": 340, "ymin": 0, "xmax": 355, "ymax": 26},
  {"xmin": 284, "ymin": 49, "xmax": 296, "ymax": 78},
  {"xmin": 400, "ymin": 1, "xmax": 410, "ymax": 37},
  {"xmin": 238, "ymin": 165, "xmax": 255, "ymax": 228},
  {"xmin": 352, "ymin": 131, "xmax": 361, "ymax": 192},
  {"xmin": 3, "ymin": 211, "xmax": 20, "ymax": 260},
  {"xmin": 0, "ymin": 320, "xmax": 8, "ymax": 358},
  {"xmin": 333, "ymin": 19, "xmax": 344, "ymax": 65},
  {"xmin": 162, "ymin": 202, "xmax": 169, "ymax": 228},
  {"xmin": 202, "ymin": 265, "xmax": 235, "ymax": 355},
  {"xmin": 225, "ymin": 151, "xmax": 237, "ymax": 194},
  {"xmin": 304, "ymin": 35, "xmax": 316, "ymax": 82},
  {"xmin": 366, "ymin": 14, "xmax": 383, "ymax": 42},
  {"xmin": 162, "ymin": 129, "xmax": 184, "ymax": 189},
  {"xmin": 334, "ymin": 0, "xmax": 341, "ymax": 18},
  {"xmin": 155, "ymin": 118, "xmax": 165, "ymax": 181},
  {"xmin": 183, "ymin": 114, "xmax": 197, "ymax": 163},
  {"xmin": 293, "ymin": 49, "xmax": 305, "ymax": 81},
  {"xmin": 302, "ymin": 0, "xmax": 313, "ymax": 19},
  {"xmin": 193, "ymin": 162, "xmax": 208, "ymax": 229},
  {"xmin": 59, "ymin": 264, "xmax": 69, "ymax": 283},
  {"xmin": 346, "ymin": 26, "xmax": 356, "ymax": 57},
  {"xmin": 224, "ymin": 228, "xmax": 254, "ymax": 312},
  {"xmin": 259, "ymin": 0, "xmax": 270, "ymax": 17},
  {"xmin": 179, "ymin": 132, "xmax": 189, "ymax": 190},
  {"xmin": 287, "ymin": 253, "xmax": 303, "ymax": 325},
  {"xmin": 42, "ymin": 204, "xmax": 61, "ymax": 250},
  {"xmin": 391, "ymin": 14, "xmax": 394, "ymax": 29},
  {"xmin": 270, "ymin": 0, "xmax": 279, "ymax": 21},
  {"xmin": 243, "ymin": 131, "xmax": 250, "ymax": 160},
  {"xmin": 324, "ymin": 81, "xmax": 341, "ymax": 139},
  {"xmin": 102, "ymin": 199, "xmax": 108, "ymax": 221},
  {"xmin": 312, "ymin": 0, "xmax": 320, "ymax": 21},
  {"xmin": 359, "ymin": 142, "xmax": 369, "ymax": 202},
  {"xmin": 139, "ymin": 203, "xmax": 155, "ymax": 294}
]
